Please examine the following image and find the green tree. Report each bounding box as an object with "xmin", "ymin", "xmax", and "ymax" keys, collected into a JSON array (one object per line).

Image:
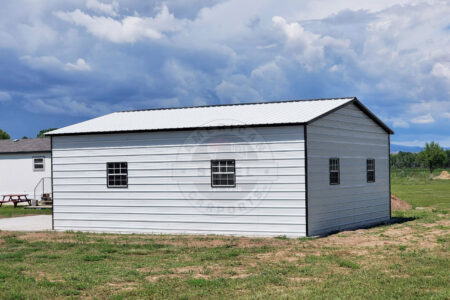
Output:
[
  {"xmin": 22, "ymin": 136, "xmax": 28, "ymax": 139},
  {"xmin": 36, "ymin": 128, "xmax": 58, "ymax": 138},
  {"xmin": 445, "ymin": 149, "xmax": 450, "ymax": 168},
  {"xmin": 0, "ymin": 129, "xmax": 10, "ymax": 140},
  {"xmin": 418, "ymin": 142, "xmax": 446, "ymax": 173}
]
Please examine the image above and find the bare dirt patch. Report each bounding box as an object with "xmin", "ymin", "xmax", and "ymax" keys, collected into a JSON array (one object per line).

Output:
[
  {"xmin": 434, "ymin": 171, "xmax": 450, "ymax": 180},
  {"xmin": 107, "ymin": 282, "xmax": 137, "ymax": 291},
  {"xmin": 391, "ymin": 194, "xmax": 412, "ymax": 211}
]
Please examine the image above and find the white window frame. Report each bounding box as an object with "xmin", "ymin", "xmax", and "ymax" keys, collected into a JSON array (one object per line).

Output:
[
  {"xmin": 211, "ymin": 160, "xmax": 236, "ymax": 188},
  {"xmin": 33, "ymin": 156, "xmax": 45, "ymax": 172},
  {"xmin": 107, "ymin": 162, "xmax": 128, "ymax": 188}
]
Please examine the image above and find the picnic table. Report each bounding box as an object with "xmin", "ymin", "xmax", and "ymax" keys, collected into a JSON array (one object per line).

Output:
[{"xmin": 0, "ymin": 194, "xmax": 31, "ymax": 208}]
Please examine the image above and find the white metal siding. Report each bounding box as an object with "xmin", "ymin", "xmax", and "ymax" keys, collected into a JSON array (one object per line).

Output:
[
  {"xmin": 307, "ymin": 103, "xmax": 390, "ymax": 236},
  {"xmin": 0, "ymin": 153, "xmax": 51, "ymax": 197},
  {"xmin": 52, "ymin": 126, "xmax": 306, "ymax": 237}
]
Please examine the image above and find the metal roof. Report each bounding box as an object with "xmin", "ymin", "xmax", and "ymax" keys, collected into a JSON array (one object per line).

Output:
[
  {"xmin": 46, "ymin": 97, "xmax": 393, "ymax": 136},
  {"xmin": 0, "ymin": 138, "xmax": 51, "ymax": 154}
]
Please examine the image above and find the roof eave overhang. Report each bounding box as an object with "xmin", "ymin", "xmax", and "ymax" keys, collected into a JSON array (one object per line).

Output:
[{"xmin": 46, "ymin": 97, "xmax": 394, "ymax": 136}]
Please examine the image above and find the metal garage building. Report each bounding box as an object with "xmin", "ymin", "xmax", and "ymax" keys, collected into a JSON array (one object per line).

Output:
[{"xmin": 47, "ymin": 97, "xmax": 393, "ymax": 237}]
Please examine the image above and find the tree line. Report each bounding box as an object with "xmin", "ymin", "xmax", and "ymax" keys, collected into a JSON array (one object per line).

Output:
[
  {"xmin": 0, "ymin": 128, "xmax": 57, "ymax": 140},
  {"xmin": 391, "ymin": 142, "xmax": 450, "ymax": 172}
]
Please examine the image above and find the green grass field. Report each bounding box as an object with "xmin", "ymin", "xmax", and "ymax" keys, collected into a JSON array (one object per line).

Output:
[
  {"xmin": 391, "ymin": 168, "xmax": 450, "ymax": 209},
  {"xmin": 0, "ymin": 206, "xmax": 52, "ymax": 219},
  {"xmin": 0, "ymin": 169, "xmax": 448, "ymax": 299}
]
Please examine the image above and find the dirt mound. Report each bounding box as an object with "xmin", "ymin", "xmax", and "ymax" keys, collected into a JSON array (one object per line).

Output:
[
  {"xmin": 434, "ymin": 171, "xmax": 450, "ymax": 180},
  {"xmin": 391, "ymin": 194, "xmax": 412, "ymax": 211}
]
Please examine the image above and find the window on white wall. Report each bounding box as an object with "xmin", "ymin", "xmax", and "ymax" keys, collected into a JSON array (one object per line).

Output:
[
  {"xmin": 367, "ymin": 159, "xmax": 375, "ymax": 183},
  {"xmin": 33, "ymin": 157, "xmax": 45, "ymax": 171},
  {"xmin": 329, "ymin": 158, "xmax": 340, "ymax": 185},
  {"xmin": 107, "ymin": 162, "xmax": 128, "ymax": 188},
  {"xmin": 211, "ymin": 160, "xmax": 236, "ymax": 187}
]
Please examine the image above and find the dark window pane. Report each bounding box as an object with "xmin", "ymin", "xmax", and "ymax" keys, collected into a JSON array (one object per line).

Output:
[
  {"xmin": 211, "ymin": 160, "xmax": 236, "ymax": 187},
  {"xmin": 107, "ymin": 162, "xmax": 128, "ymax": 188}
]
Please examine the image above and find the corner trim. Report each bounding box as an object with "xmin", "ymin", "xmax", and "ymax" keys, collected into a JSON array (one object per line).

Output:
[
  {"xmin": 51, "ymin": 137, "xmax": 54, "ymax": 231},
  {"xmin": 388, "ymin": 135, "xmax": 391, "ymax": 220},
  {"xmin": 304, "ymin": 125, "xmax": 309, "ymax": 237}
]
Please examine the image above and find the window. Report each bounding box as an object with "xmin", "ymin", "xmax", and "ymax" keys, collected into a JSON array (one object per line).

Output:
[
  {"xmin": 107, "ymin": 162, "xmax": 128, "ymax": 188},
  {"xmin": 33, "ymin": 157, "xmax": 45, "ymax": 171},
  {"xmin": 211, "ymin": 160, "xmax": 236, "ymax": 187},
  {"xmin": 329, "ymin": 158, "xmax": 340, "ymax": 185},
  {"xmin": 367, "ymin": 159, "xmax": 375, "ymax": 183}
]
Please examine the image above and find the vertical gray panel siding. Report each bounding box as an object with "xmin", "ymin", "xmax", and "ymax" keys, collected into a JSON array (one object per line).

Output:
[
  {"xmin": 307, "ymin": 103, "xmax": 390, "ymax": 236},
  {"xmin": 52, "ymin": 126, "xmax": 306, "ymax": 237}
]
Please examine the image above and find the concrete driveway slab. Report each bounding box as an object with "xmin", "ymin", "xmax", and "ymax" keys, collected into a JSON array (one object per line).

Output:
[{"xmin": 0, "ymin": 215, "xmax": 52, "ymax": 231}]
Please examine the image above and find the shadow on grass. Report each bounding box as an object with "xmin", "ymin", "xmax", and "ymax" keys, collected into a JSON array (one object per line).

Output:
[
  {"xmin": 388, "ymin": 216, "xmax": 416, "ymax": 225},
  {"xmin": 321, "ymin": 216, "xmax": 417, "ymax": 238}
]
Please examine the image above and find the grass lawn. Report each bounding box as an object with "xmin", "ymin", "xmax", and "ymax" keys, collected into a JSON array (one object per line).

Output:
[
  {"xmin": 0, "ymin": 169, "xmax": 448, "ymax": 299},
  {"xmin": 391, "ymin": 168, "xmax": 450, "ymax": 209},
  {"xmin": 0, "ymin": 206, "xmax": 52, "ymax": 219}
]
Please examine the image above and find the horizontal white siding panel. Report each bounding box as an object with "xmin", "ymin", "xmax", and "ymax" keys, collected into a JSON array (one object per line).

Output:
[
  {"xmin": 54, "ymin": 213, "xmax": 306, "ymax": 224},
  {"xmin": 307, "ymin": 103, "xmax": 390, "ymax": 236},
  {"xmin": 53, "ymin": 125, "xmax": 306, "ymax": 237},
  {"xmin": 52, "ymin": 151, "xmax": 303, "ymax": 164},
  {"xmin": 52, "ymin": 159, "xmax": 305, "ymax": 171},
  {"xmin": 53, "ymin": 191, "xmax": 305, "ymax": 200},
  {"xmin": 52, "ymin": 141, "xmax": 304, "ymax": 158},
  {"xmin": 54, "ymin": 206, "xmax": 305, "ymax": 215},
  {"xmin": 53, "ymin": 167, "xmax": 304, "ymax": 177},
  {"xmin": 53, "ymin": 220, "xmax": 306, "ymax": 234},
  {"xmin": 53, "ymin": 175, "xmax": 305, "ymax": 185},
  {"xmin": 52, "ymin": 183, "xmax": 305, "ymax": 192},
  {"xmin": 54, "ymin": 199, "xmax": 306, "ymax": 208}
]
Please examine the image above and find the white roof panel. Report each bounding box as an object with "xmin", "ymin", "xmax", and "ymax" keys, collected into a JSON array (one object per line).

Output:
[{"xmin": 47, "ymin": 98, "xmax": 361, "ymax": 135}]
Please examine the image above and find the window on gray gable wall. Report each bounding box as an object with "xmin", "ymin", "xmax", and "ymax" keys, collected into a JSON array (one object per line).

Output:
[
  {"xmin": 329, "ymin": 158, "xmax": 340, "ymax": 185},
  {"xmin": 367, "ymin": 159, "xmax": 375, "ymax": 183}
]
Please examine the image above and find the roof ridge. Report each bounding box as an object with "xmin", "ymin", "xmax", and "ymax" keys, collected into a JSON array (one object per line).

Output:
[{"xmin": 117, "ymin": 97, "xmax": 356, "ymax": 113}]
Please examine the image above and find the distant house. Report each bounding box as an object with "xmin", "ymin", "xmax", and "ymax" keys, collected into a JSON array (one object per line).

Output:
[
  {"xmin": 47, "ymin": 97, "xmax": 393, "ymax": 237},
  {"xmin": 0, "ymin": 138, "xmax": 52, "ymax": 200}
]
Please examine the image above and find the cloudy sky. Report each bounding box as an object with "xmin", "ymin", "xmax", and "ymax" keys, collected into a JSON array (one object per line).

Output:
[{"xmin": 0, "ymin": 0, "xmax": 449, "ymax": 147}]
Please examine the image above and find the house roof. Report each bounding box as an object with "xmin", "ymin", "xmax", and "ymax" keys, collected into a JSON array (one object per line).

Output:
[
  {"xmin": 46, "ymin": 97, "xmax": 393, "ymax": 136},
  {"xmin": 0, "ymin": 138, "xmax": 51, "ymax": 154}
]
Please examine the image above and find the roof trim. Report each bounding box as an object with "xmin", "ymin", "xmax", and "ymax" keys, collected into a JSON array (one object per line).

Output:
[
  {"xmin": 352, "ymin": 99, "xmax": 394, "ymax": 134},
  {"xmin": 46, "ymin": 97, "xmax": 393, "ymax": 136},
  {"xmin": 46, "ymin": 122, "xmax": 308, "ymax": 137},
  {"xmin": 0, "ymin": 150, "xmax": 51, "ymax": 155},
  {"xmin": 116, "ymin": 97, "xmax": 356, "ymax": 113}
]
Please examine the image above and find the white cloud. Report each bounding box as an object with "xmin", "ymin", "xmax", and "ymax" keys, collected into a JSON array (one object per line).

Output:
[
  {"xmin": 65, "ymin": 58, "xmax": 91, "ymax": 71},
  {"xmin": 55, "ymin": 5, "xmax": 186, "ymax": 43},
  {"xmin": 272, "ymin": 16, "xmax": 351, "ymax": 70},
  {"xmin": 20, "ymin": 55, "xmax": 64, "ymax": 70},
  {"xmin": 27, "ymin": 97, "xmax": 111, "ymax": 117},
  {"xmin": 391, "ymin": 118, "xmax": 410, "ymax": 128},
  {"xmin": 442, "ymin": 112, "xmax": 450, "ymax": 119},
  {"xmin": 20, "ymin": 55, "xmax": 91, "ymax": 72},
  {"xmin": 0, "ymin": 91, "xmax": 12, "ymax": 102},
  {"xmin": 86, "ymin": 0, "xmax": 118, "ymax": 17},
  {"xmin": 431, "ymin": 62, "xmax": 450, "ymax": 80},
  {"xmin": 411, "ymin": 113, "xmax": 435, "ymax": 124}
]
